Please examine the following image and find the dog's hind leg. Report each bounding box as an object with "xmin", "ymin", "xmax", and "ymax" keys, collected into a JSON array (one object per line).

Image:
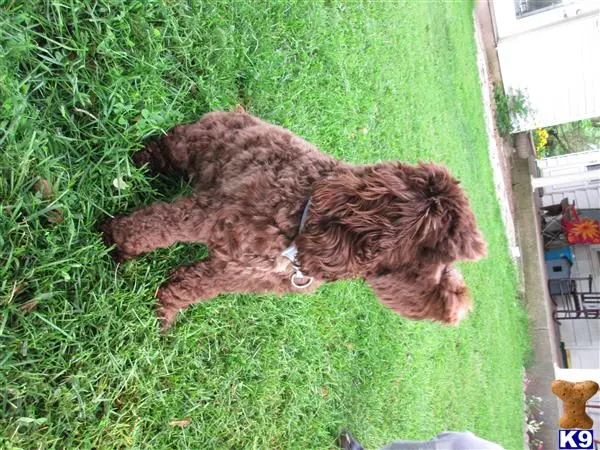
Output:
[
  {"xmin": 156, "ymin": 259, "xmax": 306, "ymax": 330},
  {"xmin": 132, "ymin": 125, "xmax": 192, "ymax": 176},
  {"xmin": 132, "ymin": 111, "xmax": 262, "ymax": 177},
  {"xmin": 101, "ymin": 195, "xmax": 212, "ymax": 260}
]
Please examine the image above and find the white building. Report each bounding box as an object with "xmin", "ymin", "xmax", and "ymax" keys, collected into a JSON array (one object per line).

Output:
[{"xmin": 490, "ymin": 1, "xmax": 600, "ymax": 131}]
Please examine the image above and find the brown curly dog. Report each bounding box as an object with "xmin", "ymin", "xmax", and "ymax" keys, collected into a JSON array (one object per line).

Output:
[{"xmin": 101, "ymin": 108, "xmax": 487, "ymax": 329}]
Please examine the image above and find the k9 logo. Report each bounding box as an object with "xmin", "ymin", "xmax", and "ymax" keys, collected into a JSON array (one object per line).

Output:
[{"xmin": 558, "ymin": 429, "xmax": 594, "ymax": 449}]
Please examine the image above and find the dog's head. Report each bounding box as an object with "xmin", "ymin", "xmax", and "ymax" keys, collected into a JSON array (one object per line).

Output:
[{"xmin": 297, "ymin": 161, "xmax": 486, "ymax": 324}]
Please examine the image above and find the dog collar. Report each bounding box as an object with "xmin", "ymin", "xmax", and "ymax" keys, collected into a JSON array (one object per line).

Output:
[{"xmin": 281, "ymin": 198, "xmax": 313, "ymax": 289}]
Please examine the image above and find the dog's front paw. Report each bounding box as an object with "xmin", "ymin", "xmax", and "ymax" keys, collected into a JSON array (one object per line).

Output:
[
  {"xmin": 156, "ymin": 289, "xmax": 179, "ymax": 332},
  {"xmin": 157, "ymin": 307, "xmax": 177, "ymax": 333},
  {"xmin": 99, "ymin": 218, "xmax": 134, "ymax": 262}
]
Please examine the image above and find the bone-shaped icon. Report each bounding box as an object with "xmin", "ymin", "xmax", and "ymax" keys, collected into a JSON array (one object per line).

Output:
[{"xmin": 551, "ymin": 380, "xmax": 599, "ymax": 429}]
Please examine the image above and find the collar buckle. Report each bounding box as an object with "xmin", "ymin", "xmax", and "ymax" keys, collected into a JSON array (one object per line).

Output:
[{"xmin": 280, "ymin": 198, "xmax": 313, "ymax": 289}]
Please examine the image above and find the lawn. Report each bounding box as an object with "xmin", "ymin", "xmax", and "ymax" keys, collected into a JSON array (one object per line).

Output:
[{"xmin": 0, "ymin": 1, "xmax": 530, "ymax": 449}]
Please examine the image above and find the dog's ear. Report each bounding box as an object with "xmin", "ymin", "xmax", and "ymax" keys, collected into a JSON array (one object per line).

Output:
[
  {"xmin": 365, "ymin": 266, "xmax": 472, "ymax": 325},
  {"xmin": 392, "ymin": 162, "xmax": 487, "ymax": 264}
]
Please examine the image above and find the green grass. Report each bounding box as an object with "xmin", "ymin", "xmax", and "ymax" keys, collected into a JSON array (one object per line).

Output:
[{"xmin": 1, "ymin": 1, "xmax": 530, "ymax": 449}]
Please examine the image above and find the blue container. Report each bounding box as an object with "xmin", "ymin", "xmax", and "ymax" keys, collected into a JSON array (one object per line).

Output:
[
  {"xmin": 544, "ymin": 246, "xmax": 573, "ymax": 282},
  {"xmin": 544, "ymin": 246, "xmax": 574, "ymax": 264}
]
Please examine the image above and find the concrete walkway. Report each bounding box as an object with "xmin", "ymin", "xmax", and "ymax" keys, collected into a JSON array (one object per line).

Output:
[{"xmin": 511, "ymin": 157, "xmax": 561, "ymax": 450}]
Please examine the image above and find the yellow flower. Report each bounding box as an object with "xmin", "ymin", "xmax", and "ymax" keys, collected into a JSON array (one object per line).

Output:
[{"xmin": 534, "ymin": 128, "xmax": 548, "ymax": 151}]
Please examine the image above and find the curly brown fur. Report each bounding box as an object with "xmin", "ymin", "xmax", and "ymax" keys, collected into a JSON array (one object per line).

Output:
[{"xmin": 101, "ymin": 110, "xmax": 487, "ymax": 329}]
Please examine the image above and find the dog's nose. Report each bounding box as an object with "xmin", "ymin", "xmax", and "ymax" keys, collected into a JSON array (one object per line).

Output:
[
  {"xmin": 436, "ymin": 264, "xmax": 460, "ymax": 283},
  {"xmin": 443, "ymin": 265, "xmax": 463, "ymax": 280}
]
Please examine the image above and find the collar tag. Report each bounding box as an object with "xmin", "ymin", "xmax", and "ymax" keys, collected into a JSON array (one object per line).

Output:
[{"xmin": 281, "ymin": 245, "xmax": 298, "ymax": 263}]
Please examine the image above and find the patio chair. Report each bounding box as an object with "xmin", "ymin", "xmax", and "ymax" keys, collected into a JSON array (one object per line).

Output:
[
  {"xmin": 550, "ymin": 275, "xmax": 600, "ymax": 322},
  {"xmin": 540, "ymin": 198, "xmax": 570, "ymax": 249}
]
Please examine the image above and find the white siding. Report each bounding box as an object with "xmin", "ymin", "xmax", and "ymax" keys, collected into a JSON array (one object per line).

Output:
[
  {"xmin": 537, "ymin": 149, "xmax": 600, "ymax": 203},
  {"xmin": 537, "ymin": 149, "xmax": 600, "ymax": 172},
  {"xmin": 572, "ymin": 245, "xmax": 600, "ymax": 290},
  {"xmin": 542, "ymin": 187, "xmax": 600, "ymax": 208},
  {"xmin": 496, "ymin": 12, "xmax": 600, "ymax": 131}
]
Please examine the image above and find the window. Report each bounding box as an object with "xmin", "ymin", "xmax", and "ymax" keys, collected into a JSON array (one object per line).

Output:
[
  {"xmin": 587, "ymin": 164, "xmax": 600, "ymax": 184},
  {"xmin": 514, "ymin": 0, "xmax": 566, "ymax": 19}
]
